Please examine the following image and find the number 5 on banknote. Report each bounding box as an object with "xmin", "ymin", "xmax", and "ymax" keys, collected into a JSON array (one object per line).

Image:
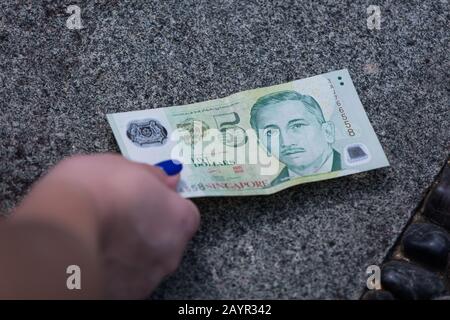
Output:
[{"xmin": 213, "ymin": 112, "xmax": 248, "ymax": 148}]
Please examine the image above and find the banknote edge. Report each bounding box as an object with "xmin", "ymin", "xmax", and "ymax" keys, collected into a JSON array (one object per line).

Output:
[
  {"xmin": 106, "ymin": 114, "xmax": 131, "ymax": 159},
  {"xmin": 181, "ymin": 162, "xmax": 391, "ymax": 198}
]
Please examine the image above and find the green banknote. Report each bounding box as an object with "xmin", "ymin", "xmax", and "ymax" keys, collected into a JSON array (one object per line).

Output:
[{"xmin": 107, "ymin": 69, "xmax": 389, "ymax": 197}]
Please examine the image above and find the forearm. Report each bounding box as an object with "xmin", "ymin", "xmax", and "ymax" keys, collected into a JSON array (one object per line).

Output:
[
  {"xmin": 13, "ymin": 173, "xmax": 101, "ymax": 247},
  {"xmin": 0, "ymin": 177, "xmax": 104, "ymax": 299}
]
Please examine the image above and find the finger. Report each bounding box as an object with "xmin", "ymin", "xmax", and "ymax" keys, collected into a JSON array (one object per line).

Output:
[
  {"xmin": 137, "ymin": 163, "xmax": 168, "ymax": 183},
  {"xmin": 145, "ymin": 160, "xmax": 183, "ymax": 190},
  {"xmin": 136, "ymin": 163, "xmax": 181, "ymax": 191},
  {"xmin": 165, "ymin": 174, "xmax": 180, "ymax": 191}
]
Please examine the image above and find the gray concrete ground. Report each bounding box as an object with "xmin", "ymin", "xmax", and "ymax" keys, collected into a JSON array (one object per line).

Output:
[{"xmin": 0, "ymin": 0, "xmax": 448, "ymax": 299}]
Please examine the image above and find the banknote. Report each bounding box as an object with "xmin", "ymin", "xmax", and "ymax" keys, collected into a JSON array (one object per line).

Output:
[{"xmin": 107, "ymin": 69, "xmax": 389, "ymax": 197}]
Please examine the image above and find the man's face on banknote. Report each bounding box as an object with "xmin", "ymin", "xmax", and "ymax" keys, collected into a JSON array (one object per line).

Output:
[{"xmin": 255, "ymin": 99, "xmax": 333, "ymax": 171}]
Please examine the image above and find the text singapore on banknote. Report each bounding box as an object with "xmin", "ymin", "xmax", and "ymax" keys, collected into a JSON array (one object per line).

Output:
[{"xmin": 107, "ymin": 69, "xmax": 389, "ymax": 197}]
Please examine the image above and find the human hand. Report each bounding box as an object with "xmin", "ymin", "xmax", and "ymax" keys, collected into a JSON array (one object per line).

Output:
[{"xmin": 14, "ymin": 154, "xmax": 200, "ymax": 299}]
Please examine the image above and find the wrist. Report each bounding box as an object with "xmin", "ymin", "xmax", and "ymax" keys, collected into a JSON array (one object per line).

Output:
[{"xmin": 13, "ymin": 174, "xmax": 101, "ymax": 254}]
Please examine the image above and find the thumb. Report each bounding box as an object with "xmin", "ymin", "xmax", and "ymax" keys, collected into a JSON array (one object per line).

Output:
[
  {"xmin": 165, "ymin": 174, "xmax": 181, "ymax": 191},
  {"xmin": 154, "ymin": 159, "xmax": 183, "ymax": 191}
]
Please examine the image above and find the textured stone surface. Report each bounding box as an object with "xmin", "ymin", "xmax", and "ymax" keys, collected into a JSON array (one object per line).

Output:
[
  {"xmin": 402, "ymin": 223, "xmax": 450, "ymax": 270},
  {"xmin": 381, "ymin": 261, "xmax": 448, "ymax": 300},
  {"xmin": 0, "ymin": 1, "xmax": 449, "ymax": 299}
]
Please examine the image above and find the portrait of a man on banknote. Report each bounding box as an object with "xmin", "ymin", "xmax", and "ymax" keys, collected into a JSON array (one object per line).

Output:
[{"xmin": 250, "ymin": 90, "xmax": 342, "ymax": 186}]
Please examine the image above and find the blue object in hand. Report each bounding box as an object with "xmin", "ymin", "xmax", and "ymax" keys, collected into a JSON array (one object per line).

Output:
[{"xmin": 155, "ymin": 159, "xmax": 183, "ymax": 176}]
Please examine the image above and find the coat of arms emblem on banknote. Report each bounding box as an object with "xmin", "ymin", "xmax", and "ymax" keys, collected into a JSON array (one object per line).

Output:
[
  {"xmin": 126, "ymin": 119, "xmax": 168, "ymax": 147},
  {"xmin": 108, "ymin": 69, "xmax": 389, "ymax": 197}
]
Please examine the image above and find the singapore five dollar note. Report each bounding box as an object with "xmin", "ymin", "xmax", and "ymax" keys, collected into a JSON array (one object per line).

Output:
[{"xmin": 107, "ymin": 69, "xmax": 389, "ymax": 197}]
